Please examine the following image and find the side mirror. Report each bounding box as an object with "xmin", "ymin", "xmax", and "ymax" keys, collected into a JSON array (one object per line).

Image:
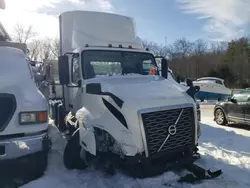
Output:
[
  {"xmin": 161, "ymin": 58, "xmax": 168, "ymax": 79},
  {"xmin": 86, "ymin": 83, "xmax": 102, "ymax": 94},
  {"xmin": 230, "ymin": 98, "xmax": 237, "ymax": 103},
  {"xmin": 194, "ymin": 85, "xmax": 200, "ymax": 93},
  {"xmin": 186, "ymin": 85, "xmax": 200, "ymax": 99},
  {"xmin": 186, "ymin": 78, "xmax": 193, "ymax": 87},
  {"xmin": 58, "ymin": 55, "xmax": 70, "ymax": 85}
]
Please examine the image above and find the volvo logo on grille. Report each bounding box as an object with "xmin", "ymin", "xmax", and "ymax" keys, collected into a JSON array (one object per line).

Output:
[
  {"xmin": 157, "ymin": 109, "xmax": 184, "ymax": 153},
  {"xmin": 168, "ymin": 125, "xmax": 177, "ymax": 135}
]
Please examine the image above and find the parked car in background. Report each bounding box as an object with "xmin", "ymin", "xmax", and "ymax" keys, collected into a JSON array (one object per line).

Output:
[
  {"xmin": 239, "ymin": 89, "xmax": 250, "ymax": 94},
  {"xmin": 214, "ymin": 93, "xmax": 250, "ymax": 126}
]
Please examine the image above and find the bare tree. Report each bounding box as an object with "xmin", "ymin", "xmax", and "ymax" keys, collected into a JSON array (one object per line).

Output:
[
  {"xmin": 27, "ymin": 37, "xmax": 59, "ymax": 61},
  {"xmin": 12, "ymin": 23, "xmax": 38, "ymax": 43},
  {"xmin": 192, "ymin": 39, "xmax": 208, "ymax": 78},
  {"xmin": 172, "ymin": 37, "xmax": 193, "ymax": 58},
  {"xmin": 38, "ymin": 38, "xmax": 52, "ymax": 61},
  {"xmin": 50, "ymin": 38, "xmax": 60, "ymax": 58},
  {"xmin": 169, "ymin": 38, "xmax": 193, "ymax": 77},
  {"xmin": 142, "ymin": 40, "xmax": 168, "ymax": 57},
  {"xmin": 27, "ymin": 39, "xmax": 40, "ymax": 60},
  {"xmin": 193, "ymin": 39, "xmax": 207, "ymax": 55},
  {"xmin": 211, "ymin": 41, "xmax": 227, "ymax": 55},
  {"xmin": 142, "ymin": 40, "xmax": 159, "ymax": 53}
]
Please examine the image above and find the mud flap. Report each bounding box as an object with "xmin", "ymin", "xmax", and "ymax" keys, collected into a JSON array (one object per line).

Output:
[{"xmin": 178, "ymin": 163, "xmax": 223, "ymax": 184}]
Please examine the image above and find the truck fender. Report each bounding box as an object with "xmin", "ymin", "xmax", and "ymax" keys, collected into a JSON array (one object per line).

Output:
[
  {"xmin": 75, "ymin": 107, "xmax": 96, "ymax": 156},
  {"xmin": 79, "ymin": 126, "xmax": 96, "ymax": 156}
]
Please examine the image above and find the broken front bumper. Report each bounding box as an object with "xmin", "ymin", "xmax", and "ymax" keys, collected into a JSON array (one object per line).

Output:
[
  {"xmin": 0, "ymin": 130, "xmax": 51, "ymax": 160},
  {"xmin": 119, "ymin": 147, "xmax": 200, "ymax": 178}
]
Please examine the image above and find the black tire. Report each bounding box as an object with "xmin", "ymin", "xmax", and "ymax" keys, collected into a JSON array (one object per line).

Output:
[
  {"xmin": 63, "ymin": 131, "xmax": 87, "ymax": 170},
  {"xmin": 214, "ymin": 109, "xmax": 227, "ymax": 125},
  {"xmin": 0, "ymin": 151, "xmax": 48, "ymax": 188},
  {"xmin": 25, "ymin": 151, "xmax": 48, "ymax": 180},
  {"xmin": 34, "ymin": 152, "xmax": 48, "ymax": 178}
]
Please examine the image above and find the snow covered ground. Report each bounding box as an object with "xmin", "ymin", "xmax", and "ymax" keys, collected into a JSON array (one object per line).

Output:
[
  {"xmin": 20, "ymin": 105, "xmax": 250, "ymax": 188},
  {"xmin": 198, "ymin": 100, "xmax": 218, "ymax": 106}
]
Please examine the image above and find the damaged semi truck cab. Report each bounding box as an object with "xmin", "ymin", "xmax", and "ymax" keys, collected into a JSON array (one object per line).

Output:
[{"xmin": 52, "ymin": 11, "xmax": 199, "ymax": 169}]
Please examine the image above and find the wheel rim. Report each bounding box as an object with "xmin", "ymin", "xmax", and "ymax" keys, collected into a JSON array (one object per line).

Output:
[{"xmin": 216, "ymin": 110, "xmax": 224, "ymax": 124}]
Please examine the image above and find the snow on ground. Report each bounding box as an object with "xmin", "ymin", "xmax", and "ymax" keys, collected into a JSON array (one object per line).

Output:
[
  {"xmin": 21, "ymin": 106, "xmax": 250, "ymax": 188},
  {"xmin": 198, "ymin": 100, "xmax": 218, "ymax": 106}
]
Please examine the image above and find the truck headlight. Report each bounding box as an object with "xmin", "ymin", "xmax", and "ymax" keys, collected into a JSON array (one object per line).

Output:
[{"xmin": 19, "ymin": 111, "xmax": 48, "ymax": 125}]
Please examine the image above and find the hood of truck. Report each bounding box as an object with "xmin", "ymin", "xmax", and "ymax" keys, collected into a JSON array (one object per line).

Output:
[
  {"xmin": 87, "ymin": 75, "xmax": 193, "ymax": 109},
  {"xmin": 82, "ymin": 75, "xmax": 197, "ymax": 156}
]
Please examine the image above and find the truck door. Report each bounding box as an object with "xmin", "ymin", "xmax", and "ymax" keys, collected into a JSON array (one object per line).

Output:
[
  {"xmin": 227, "ymin": 94, "xmax": 247, "ymax": 124},
  {"xmin": 67, "ymin": 53, "xmax": 83, "ymax": 114}
]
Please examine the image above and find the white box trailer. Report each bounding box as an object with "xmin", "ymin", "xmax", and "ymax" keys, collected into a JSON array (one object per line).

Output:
[{"xmin": 49, "ymin": 10, "xmax": 200, "ymax": 175}]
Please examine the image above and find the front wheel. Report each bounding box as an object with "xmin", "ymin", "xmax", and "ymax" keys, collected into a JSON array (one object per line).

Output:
[
  {"xmin": 63, "ymin": 131, "xmax": 87, "ymax": 170},
  {"xmin": 21, "ymin": 151, "xmax": 48, "ymax": 181},
  {"xmin": 214, "ymin": 109, "xmax": 227, "ymax": 125}
]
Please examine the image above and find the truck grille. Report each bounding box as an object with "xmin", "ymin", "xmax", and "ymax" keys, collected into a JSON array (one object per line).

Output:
[
  {"xmin": 141, "ymin": 107, "xmax": 195, "ymax": 156},
  {"xmin": 0, "ymin": 94, "xmax": 16, "ymax": 132}
]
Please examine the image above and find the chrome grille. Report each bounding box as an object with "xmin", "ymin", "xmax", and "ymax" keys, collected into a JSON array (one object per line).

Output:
[
  {"xmin": 141, "ymin": 107, "xmax": 195, "ymax": 155},
  {"xmin": 0, "ymin": 94, "xmax": 16, "ymax": 132}
]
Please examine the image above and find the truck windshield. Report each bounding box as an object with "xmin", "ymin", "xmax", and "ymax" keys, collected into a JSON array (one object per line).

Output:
[{"xmin": 81, "ymin": 50, "xmax": 159, "ymax": 79}]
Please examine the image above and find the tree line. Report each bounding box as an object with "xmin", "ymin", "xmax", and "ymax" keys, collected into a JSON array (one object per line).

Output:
[
  {"xmin": 11, "ymin": 23, "xmax": 250, "ymax": 89},
  {"xmin": 11, "ymin": 23, "xmax": 59, "ymax": 61},
  {"xmin": 143, "ymin": 37, "xmax": 250, "ymax": 88}
]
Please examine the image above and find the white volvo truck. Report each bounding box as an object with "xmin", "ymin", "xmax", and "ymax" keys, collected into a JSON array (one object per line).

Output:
[
  {"xmin": 0, "ymin": 22, "xmax": 51, "ymax": 178},
  {"xmin": 49, "ymin": 11, "xmax": 200, "ymax": 173}
]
